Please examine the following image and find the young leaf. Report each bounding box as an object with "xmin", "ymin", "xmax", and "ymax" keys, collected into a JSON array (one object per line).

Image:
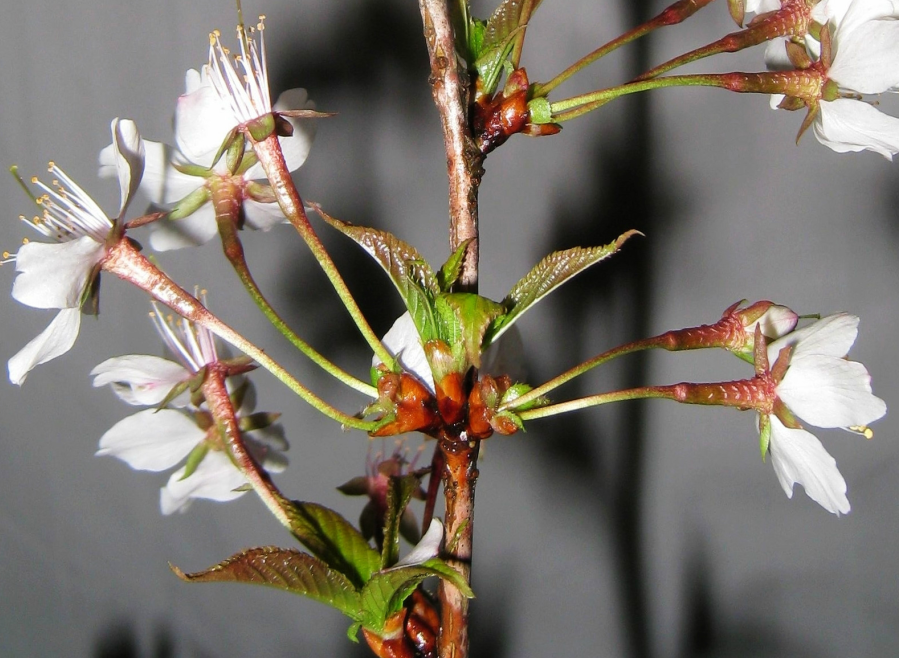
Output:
[
  {"xmin": 171, "ymin": 547, "xmax": 363, "ymax": 620},
  {"xmin": 437, "ymin": 238, "xmax": 473, "ymax": 292},
  {"xmin": 435, "ymin": 293, "xmax": 505, "ymax": 369},
  {"xmin": 486, "ymin": 230, "xmax": 641, "ymax": 344},
  {"xmin": 314, "ymin": 206, "xmax": 440, "ymax": 341},
  {"xmin": 380, "ymin": 473, "xmax": 424, "ymax": 569},
  {"xmin": 285, "ymin": 502, "xmax": 381, "ymax": 588},
  {"xmin": 360, "ymin": 561, "xmax": 474, "ymax": 633},
  {"xmin": 473, "ymin": 0, "xmax": 544, "ymax": 95}
]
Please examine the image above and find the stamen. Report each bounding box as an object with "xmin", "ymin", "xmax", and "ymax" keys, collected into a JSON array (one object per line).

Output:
[{"xmin": 849, "ymin": 425, "xmax": 874, "ymax": 439}]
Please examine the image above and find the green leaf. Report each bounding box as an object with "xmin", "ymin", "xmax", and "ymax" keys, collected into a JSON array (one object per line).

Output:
[
  {"xmin": 381, "ymin": 473, "xmax": 423, "ymax": 569},
  {"xmin": 360, "ymin": 561, "xmax": 474, "ymax": 632},
  {"xmin": 315, "ymin": 207, "xmax": 440, "ymax": 341},
  {"xmin": 437, "ymin": 239, "xmax": 472, "ymax": 292},
  {"xmin": 472, "ymin": 0, "xmax": 544, "ymax": 95},
  {"xmin": 285, "ymin": 502, "xmax": 381, "ymax": 588},
  {"xmin": 487, "ymin": 230, "xmax": 641, "ymax": 345},
  {"xmin": 171, "ymin": 547, "xmax": 363, "ymax": 620},
  {"xmin": 435, "ymin": 293, "xmax": 505, "ymax": 369}
]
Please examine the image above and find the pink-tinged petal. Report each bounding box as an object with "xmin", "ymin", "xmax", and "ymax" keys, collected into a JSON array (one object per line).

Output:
[
  {"xmin": 242, "ymin": 198, "xmax": 288, "ymax": 231},
  {"xmin": 110, "ymin": 118, "xmax": 145, "ymax": 218},
  {"xmin": 148, "ymin": 206, "xmax": 218, "ymax": 251},
  {"xmin": 830, "ymin": 19, "xmax": 899, "ymax": 93},
  {"xmin": 91, "ymin": 355, "xmax": 190, "ymax": 406},
  {"xmin": 138, "ymin": 140, "xmax": 203, "ymax": 205},
  {"xmin": 754, "ymin": 304, "xmax": 799, "ymax": 339},
  {"xmin": 768, "ymin": 313, "xmax": 858, "ymax": 363},
  {"xmin": 12, "ymin": 237, "xmax": 104, "ymax": 309},
  {"xmin": 174, "ymin": 82, "xmax": 235, "ymax": 165},
  {"xmin": 374, "ymin": 312, "xmax": 435, "ymax": 392},
  {"xmin": 815, "ymin": 100, "xmax": 899, "ymax": 159},
  {"xmin": 778, "ymin": 354, "xmax": 887, "ymax": 427},
  {"xmin": 160, "ymin": 452, "xmax": 247, "ymax": 515},
  {"xmin": 8, "ymin": 308, "xmax": 82, "ymax": 385},
  {"xmin": 97, "ymin": 408, "xmax": 203, "ymax": 471},
  {"xmin": 394, "ymin": 519, "xmax": 444, "ymax": 567},
  {"xmin": 767, "ymin": 417, "xmax": 850, "ymax": 515}
]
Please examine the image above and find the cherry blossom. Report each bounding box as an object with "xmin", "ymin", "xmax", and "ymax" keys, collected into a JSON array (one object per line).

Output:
[{"xmin": 7, "ymin": 119, "xmax": 143, "ymax": 385}]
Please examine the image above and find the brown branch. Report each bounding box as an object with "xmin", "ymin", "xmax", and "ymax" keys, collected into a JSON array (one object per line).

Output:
[{"xmin": 418, "ymin": 0, "xmax": 484, "ymax": 291}]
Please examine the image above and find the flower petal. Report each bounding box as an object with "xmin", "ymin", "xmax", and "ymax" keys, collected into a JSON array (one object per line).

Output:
[
  {"xmin": 815, "ymin": 99, "xmax": 899, "ymax": 160},
  {"xmin": 374, "ymin": 312, "xmax": 435, "ymax": 392},
  {"xmin": 137, "ymin": 140, "xmax": 204, "ymax": 205},
  {"xmin": 767, "ymin": 416, "xmax": 850, "ymax": 515},
  {"xmin": 174, "ymin": 77, "xmax": 235, "ymax": 165},
  {"xmin": 110, "ymin": 118, "xmax": 145, "ymax": 218},
  {"xmin": 242, "ymin": 198, "xmax": 288, "ymax": 231},
  {"xmin": 148, "ymin": 205, "xmax": 218, "ymax": 251},
  {"xmin": 12, "ymin": 237, "xmax": 104, "ymax": 309},
  {"xmin": 8, "ymin": 308, "xmax": 82, "ymax": 385},
  {"xmin": 160, "ymin": 451, "xmax": 248, "ymax": 515},
  {"xmin": 830, "ymin": 18, "xmax": 899, "ymax": 93},
  {"xmin": 767, "ymin": 313, "xmax": 858, "ymax": 363},
  {"xmin": 777, "ymin": 354, "xmax": 887, "ymax": 427},
  {"xmin": 96, "ymin": 408, "xmax": 203, "ymax": 471},
  {"xmin": 91, "ymin": 355, "xmax": 190, "ymax": 406},
  {"xmin": 394, "ymin": 518, "xmax": 444, "ymax": 567}
]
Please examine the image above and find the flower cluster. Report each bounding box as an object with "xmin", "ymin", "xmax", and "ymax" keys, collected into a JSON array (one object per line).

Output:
[
  {"xmin": 93, "ymin": 303, "xmax": 288, "ymax": 514},
  {"xmin": 761, "ymin": 0, "xmax": 899, "ymax": 157}
]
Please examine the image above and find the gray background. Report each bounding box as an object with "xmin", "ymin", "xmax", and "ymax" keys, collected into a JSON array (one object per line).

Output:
[{"xmin": 1, "ymin": 0, "xmax": 897, "ymax": 656}]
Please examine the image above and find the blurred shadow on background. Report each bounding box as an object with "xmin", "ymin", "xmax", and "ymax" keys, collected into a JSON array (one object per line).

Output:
[{"xmin": 94, "ymin": 621, "xmax": 179, "ymax": 658}]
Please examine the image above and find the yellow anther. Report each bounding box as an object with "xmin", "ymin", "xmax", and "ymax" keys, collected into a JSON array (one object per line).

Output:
[
  {"xmin": 3, "ymin": 251, "xmax": 10, "ymax": 259},
  {"xmin": 47, "ymin": 161, "xmax": 55, "ymax": 170},
  {"xmin": 22, "ymin": 238, "xmax": 30, "ymax": 245},
  {"xmin": 148, "ymin": 311, "xmax": 156, "ymax": 319},
  {"xmin": 849, "ymin": 425, "xmax": 874, "ymax": 439},
  {"xmin": 200, "ymin": 288, "xmax": 208, "ymax": 296},
  {"xmin": 31, "ymin": 176, "xmax": 39, "ymax": 184}
]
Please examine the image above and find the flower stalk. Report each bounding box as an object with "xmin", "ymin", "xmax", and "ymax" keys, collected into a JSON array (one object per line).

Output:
[{"xmin": 101, "ymin": 238, "xmax": 375, "ymax": 430}]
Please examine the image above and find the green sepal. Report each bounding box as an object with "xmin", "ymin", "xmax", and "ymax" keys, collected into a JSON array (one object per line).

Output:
[
  {"xmin": 285, "ymin": 501, "xmax": 381, "ymax": 588},
  {"xmin": 316, "ymin": 206, "xmax": 440, "ymax": 341},
  {"xmin": 360, "ymin": 560, "xmax": 474, "ymax": 633},
  {"xmin": 153, "ymin": 379, "xmax": 191, "ymax": 412},
  {"xmin": 435, "ymin": 293, "xmax": 504, "ymax": 370},
  {"xmin": 437, "ymin": 239, "xmax": 473, "ymax": 292},
  {"xmin": 238, "ymin": 411, "xmax": 282, "ymax": 432},
  {"xmin": 246, "ymin": 113, "xmax": 277, "ymax": 142},
  {"xmin": 347, "ymin": 622, "xmax": 362, "ymax": 642},
  {"xmin": 758, "ymin": 414, "xmax": 771, "ymax": 462},
  {"xmin": 180, "ymin": 441, "xmax": 210, "ymax": 480},
  {"xmin": 168, "ymin": 186, "xmax": 212, "ymax": 221},
  {"xmin": 209, "ymin": 126, "xmax": 240, "ymax": 170},
  {"xmin": 171, "ymin": 161, "xmax": 213, "ymax": 178},
  {"xmin": 336, "ymin": 475, "xmax": 370, "ymax": 497},
  {"xmin": 486, "ymin": 230, "xmax": 641, "ymax": 345},
  {"xmin": 381, "ymin": 473, "xmax": 424, "ymax": 569},
  {"xmin": 228, "ymin": 377, "xmax": 252, "ymax": 412},
  {"xmin": 171, "ymin": 547, "xmax": 363, "ymax": 620},
  {"xmin": 492, "ymin": 410, "xmax": 525, "ymax": 433},
  {"xmin": 225, "ymin": 131, "xmax": 247, "ymax": 174}
]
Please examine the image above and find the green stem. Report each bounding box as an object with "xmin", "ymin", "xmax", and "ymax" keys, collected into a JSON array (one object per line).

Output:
[
  {"xmin": 102, "ymin": 238, "xmax": 377, "ymax": 431},
  {"xmin": 211, "ymin": 179, "xmax": 378, "ymax": 397},
  {"xmin": 249, "ymin": 132, "xmax": 396, "ymax": 367},
  {"xmin": 509, "ymin": 0, "xmax": 538, "ymax": 70},
  {"xmin": 534, "ymin": 0, "xmax": 717, "ymax": 97},
  {"xmin": 519, "ymin": 386, "xmax": 674, "ymax": 420}
]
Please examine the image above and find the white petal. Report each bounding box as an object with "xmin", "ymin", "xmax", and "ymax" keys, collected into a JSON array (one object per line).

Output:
[
  {"xmin": 148, "ymin": 206, "xmax": 218, "ymax": 251},
  {"xmin": 160, "ymin": 451, "xmax": 247, "ymax": 515},
  {"xmin": 374, "ymin": 312, "xmax": 435, "ymax": 392},
  {"xmin": 12, "ymin": 237, "xmax": 104, "ymax": 309},
  {"xmin": 91, "ymin": 355, "xmax": 190, "ymax": 406},
  {"xmin": 764, "ymin": 39, "xmax": 794, "ymax": 71},
  {"xmin": 745, "ymin": 0, "xmax": 781, "ymax": 13},
  {"xmin": 831, "ymin": 0, "xmax": 899, "ymax": 37},
  {"xmin": 778, "ymin": 354, "xmax": 887, "ymax": 427},
  {"xmin": 242, "ymin": 198, "xmax": 288, "ymax": 231},
  {"xmin": 174, "ymin": 81, "xmax": 235, "ymax": 165},
  {"xmin": 830, "ymin": 19, "xmax": 899, "ymax": 93},
  {"xmin": 137, "ymin": 140, "xmax": 204, "ymax": 205},
  {"xmin": 754, "ymin": 304, "xmax": 799, "ymax": 339},
  {"xmin": 767, "ymin": 313, "xmax": 858, "ymax": 363},
  {"xmin": 110, "ymin": 118, "xmax": 145, "ymax": 218},
  {"xmin": 767, "ymin": 416, "xmax": 850, "ymax": 515},
  {"xmin": 274, "ymin": 88, "xmax": 316, "ymax": 171},
  {"xmin": 815, "ymin": 99, "xmax": 899, "ymax": 159},
  {"xmin": 8, "ymin": 308, "xmax": 82, "ymax": 385},
  {"xmin": 395, "ymin": 518, "xmax": 444, "ymax": 567},
  {"xmin": 96, "ymin": 408, "xmax": 203, "ymax": 471}
]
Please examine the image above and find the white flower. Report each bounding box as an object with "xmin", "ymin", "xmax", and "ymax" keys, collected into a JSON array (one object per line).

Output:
[
  {"xmin": 767, "ymin": 0, "xmax": 899, "ymax": 157},
  {"xmin": 393, "ymin": 518, "xmax": 444, "ymax": 568},
  {"xmin": 99, "ymin": 68, "xmax": 315, "ymax": 251},
  {"xmin": 744, "ymin": 0, "xmax": 782, "ymax": 14},
  {"xmin": 206, "ymin": 18, "xmax": 274, "ymax": 126},
  {"xmin": 760, "ymin": 313, "xmax": 886, "ymax": 513},
  {"xmin": 8, "ymin": 119, "xmax": 143, "ymax": 385}
]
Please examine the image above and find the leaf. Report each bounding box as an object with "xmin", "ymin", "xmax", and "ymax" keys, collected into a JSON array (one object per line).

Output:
[
  {"xmin": 314, "ymin": 206, "xmax": 440, "ymax": 341},
  {"xmin": 171, "ymin": 547, "xmax": 363, "ymax": 619},
  {"xmin": 437, "ymin": 239, "xmax": 472, "ymax": 292},
  {"xmin": 435, "ymin": 293, "xmax": 505, "ymax": 369},
  {"xmin": 381, "ymin": 473, "xmax": 423, "ymax": 569},
  {"xmin": 486, "ymin": 230, "xmax": 640, "ymax": 344},
  {"xmin": 360, "ymin": 561, "xmax": 474, "ymax": 632},
  {"xmin": 473, "ymin": 0, "xmax": 544, "ymax": 95},
  {"xmin": 286, "ymin": 502, "xmax": 381, "ymax": 588}
]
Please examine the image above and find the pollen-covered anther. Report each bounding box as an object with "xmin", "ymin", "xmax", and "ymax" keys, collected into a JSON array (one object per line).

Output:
[{"xmin": 849, "ymin": 425, "xmax": 874, "ymax": 439}]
